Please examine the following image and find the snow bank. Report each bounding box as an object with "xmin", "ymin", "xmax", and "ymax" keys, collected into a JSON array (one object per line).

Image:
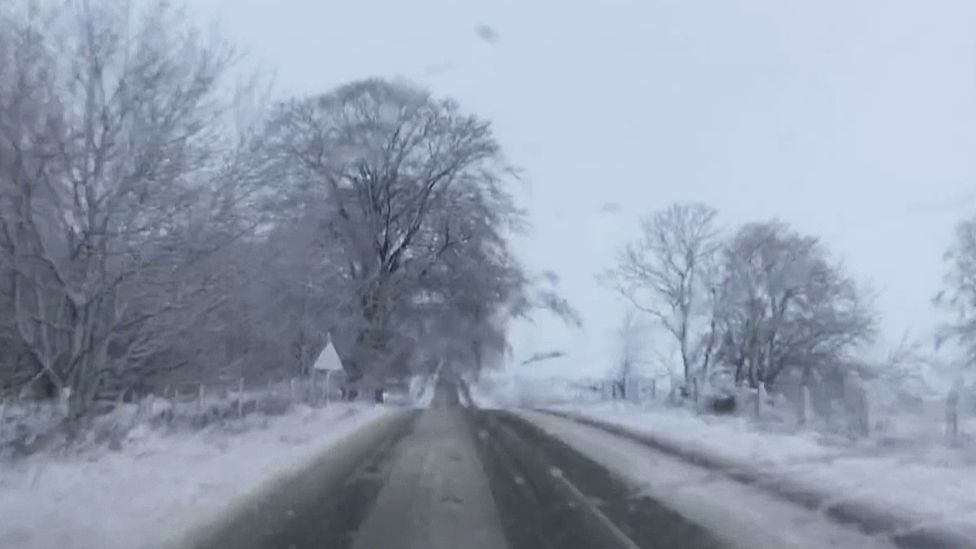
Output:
[
  {"xmin": 519, "ymin": 410, "xmax": 893, "ymax": 549},
  {"xmin": 552, "ymin": 403, "xmax": 976, "ymax": 540},
  {"xmin": 0, "ymin": 403, "xmax": 396, "ymax": 549},
  {"xmin": 548, "ymin": 402, "xmax": 841, "ymax": 466}
]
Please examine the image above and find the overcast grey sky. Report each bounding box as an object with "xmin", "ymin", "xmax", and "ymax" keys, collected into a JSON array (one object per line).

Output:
[{"xmin": 190, "ymin": 0, "xmax": 976, "ymax": 377}]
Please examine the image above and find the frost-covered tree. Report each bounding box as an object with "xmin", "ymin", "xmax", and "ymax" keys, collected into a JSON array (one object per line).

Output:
[
  {"xmin": 0, "ymin": 3, "xmax": 574, "ymax": 412},
  {"xmin": 261, "ymin": 79, "xmax": 574, "ymax": 385},
  {"xmin": 936, "ymin": 216, "xmax": 976, "ymax": 362},
  {"xmin": 603, "ymin": 203, "xmax": 720, "ymax": 386},
  {"xmin": 612, "ymin": 308, "xmax": 650, "ymax": 398},
  {"xmin": 714, "ymin": 221, "xmax": 876, "ymax": 388},
  {"xmin": 0, "ymin": 1, "xmax": 257, "ymax": 415}
]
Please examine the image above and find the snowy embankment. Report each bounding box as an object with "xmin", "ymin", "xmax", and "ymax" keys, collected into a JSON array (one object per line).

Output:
[
  {"xmin": 546, "ymin": 401, "xmax": 976, "ymax": 543},
  {"xmin": 0, "ymin": 403, "xmax": 398, "ymax": 549},
  {"xmin": 518, "ymin": 409, "xmax": 893, "ymax": 549}
]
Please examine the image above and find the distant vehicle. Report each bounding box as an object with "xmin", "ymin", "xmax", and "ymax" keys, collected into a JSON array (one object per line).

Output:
[{"xmin": 381, "ymin": 378, "xmax": 412, "ymax": 406}]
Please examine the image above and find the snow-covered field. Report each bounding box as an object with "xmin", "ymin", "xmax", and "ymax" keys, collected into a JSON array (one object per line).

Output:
[
  {"xmin": 0, "ymin": 403, "xmax": 397, "ymax": 549},
  {"xmin": 546, "ymin": 401, "xmax": 976, "ymax": 541}
]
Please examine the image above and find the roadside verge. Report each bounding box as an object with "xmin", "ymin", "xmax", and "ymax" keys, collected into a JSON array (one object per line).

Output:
[
  {"xmin": 172, "ymin": 408, "xmax": 415, "ymax": 549},
  {"xmin": 541, "ymin": 409, "xmax": 975, "ymax": 549}
]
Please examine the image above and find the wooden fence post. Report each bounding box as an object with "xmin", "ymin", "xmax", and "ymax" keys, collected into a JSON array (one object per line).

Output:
[
  {"xmin": 755, "ymin": 383, "xmax": 765, "ymax": 419},
  {"xmin": 947, "ymin": 385, "xmax": 961, "ymax": 439},
  {"xmin": 844, "ymin": 373, "xmax": 871, "ymax": 437},
  {"xmin": 325, "ymin": 370, "xmax": 332, "ymax": 406},
  {"xmin": 798, "ymin": 385, "xmax": 812, "ymax": 427},
  {"xmin": 238, "ymin": 377, "xmax": 245, "ymax": 418}
]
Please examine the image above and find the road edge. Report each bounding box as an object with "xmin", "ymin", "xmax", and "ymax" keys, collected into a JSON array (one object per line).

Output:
[
  {"xmin": 539, "ymin": 409, "xmax": 974, "ymax": 549},
  {"xmin": 170, "ymin": 408, "xmax": 416, "ymax": 549}
]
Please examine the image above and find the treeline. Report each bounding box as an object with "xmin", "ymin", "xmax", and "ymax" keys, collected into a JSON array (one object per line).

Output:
[
  {"xmin": 0, "ymin": 1, "xmax": 573, "ymax": 418},
  {"xmin": 606, "ymin": 203, "xmax": 875, "ymax": 397},
  {"xmin": 607, "ymin": 201, "xmax": 976, "ymax": 401}
]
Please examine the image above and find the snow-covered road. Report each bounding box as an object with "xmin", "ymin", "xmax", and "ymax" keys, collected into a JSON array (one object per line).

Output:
[
  {"xmin": 350, "ymin": 410, "xmax": 508, "ymax": 549},
  {"xmin": 192, "ymin": 395, "xmax": 927, "ymax": 548}
]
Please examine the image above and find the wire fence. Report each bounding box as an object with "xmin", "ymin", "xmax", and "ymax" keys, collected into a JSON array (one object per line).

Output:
[
  {"xmin": 495, "ymin": 373, "xmax": 973, "ymax": 445},
  {"xmin": 0, "ymin": 373, "xmax": 351, "ymax": 459}
]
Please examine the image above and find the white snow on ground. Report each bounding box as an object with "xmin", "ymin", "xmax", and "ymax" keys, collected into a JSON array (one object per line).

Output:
[
  {"xmin": 518, "ymin": 410, "xmax": 895, "ymax": 549},
  {"xmin": 0, "ymin": 403, "xmax": 396, "ymax": 549},
  {"xmin": 548, "ymin": 401, "xmax": 842, "ymax": 465},
  {"xmin": 546, "ymin": 401, "xmax": 976, "ymax": 541}
]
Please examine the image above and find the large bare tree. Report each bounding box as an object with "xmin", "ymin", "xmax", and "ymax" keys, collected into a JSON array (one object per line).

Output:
[
  {"xmin": 714, "ymin": 221, "xmax": 876, "ymax": 388},
  {"xmin": 0, "ymin": 1, "xmax": 250, "ymax": 415},
  {"xmin": 263, "ymin": 79, "xmax": 530, "ymax": 384},
  {"xmin": 604, "ymin": 203, "xmax": 720, "ymax": 386},
  {"xmin": 936, "ymin": 216, "xmax": 976, "ymax": 361}
]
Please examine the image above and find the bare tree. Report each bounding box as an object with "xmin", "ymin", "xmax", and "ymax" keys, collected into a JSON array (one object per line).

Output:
[
  {"xmin": 603, "ymin": 203, "xmax": 720, "ymax": 386},
  {"xmin": 0, "ymin": 1, "xmax": 248, "ymax": 415},
  {"xmin": 936, "ymin": 216, "xmax": 976, "ymax": 362},
  {"xmin": 715, "ymin": 221, "xmax": 876, "ymax": 388},
  {"xmin": 612, "ymin": 307, "xmax": 650, "ymax": 399},
  {"xmin": 263, "ymin": 79, "xmax": 573, "ymax": 386}
]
